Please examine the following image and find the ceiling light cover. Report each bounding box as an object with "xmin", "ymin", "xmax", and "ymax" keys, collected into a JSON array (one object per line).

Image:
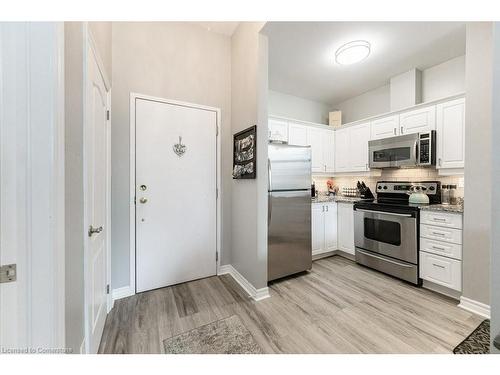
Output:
[{"xmin": 335, "ymin": 40, "xmax": 371, "ymax": 65}]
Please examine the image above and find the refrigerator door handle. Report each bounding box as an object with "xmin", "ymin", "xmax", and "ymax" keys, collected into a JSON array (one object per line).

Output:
[
  {"xmin": 268, "ymin": 158, "xmax": 272, "ymax": 191},
  {"xmin": 268, "ymin": 159, "xmax": 272, "ymax": 226}
]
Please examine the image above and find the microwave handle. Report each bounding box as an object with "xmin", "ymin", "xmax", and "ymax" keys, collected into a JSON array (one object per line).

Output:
[{"xmin": 415, "ymin": 139, "xmax": 419, "ymax": 164}]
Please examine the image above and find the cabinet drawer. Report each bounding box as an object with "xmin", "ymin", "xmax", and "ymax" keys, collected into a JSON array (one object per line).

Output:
[
  {"xmin": 420, "ymin": 210, "xmax": 462, "ymax": 229},
  {"xmin": 420, "ymin": 224, "xmax": 462, "ymax": 244},
  {"xmin": 420, "ymin": 237, "xmax": 462, "ymax": 260},
  {"xmin": 420, "ymin": 251, "xmax": 461, "ymax": 291}
]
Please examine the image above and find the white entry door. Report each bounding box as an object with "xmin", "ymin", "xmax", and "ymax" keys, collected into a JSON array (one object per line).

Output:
[
  {"xmin": 85, "ymin": 42, "xmax": 109, "ymax": 353},
  {"xmin": 135, "ymin": 98, "xmax": 218, "ymax": 293}
]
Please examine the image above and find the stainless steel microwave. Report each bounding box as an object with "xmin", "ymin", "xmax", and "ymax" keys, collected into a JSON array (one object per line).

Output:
[{"xmin": 368, "ymin": 131, "xmax": 436, "ymax": 169}]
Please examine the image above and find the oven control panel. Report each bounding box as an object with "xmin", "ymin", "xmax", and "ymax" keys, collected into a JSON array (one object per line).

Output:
[{"xmin": 376, "ymin": 181, "xmax": 440, "ymax": 195}]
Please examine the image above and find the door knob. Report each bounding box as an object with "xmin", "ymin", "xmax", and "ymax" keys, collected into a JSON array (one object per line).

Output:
[
  {"xmin": 88, "ymin": 225, "xmax": 103, "ymax": 237},
  {"xmin": 140, "ymin": 184, "xmax": 147, "ymax": 191},
  {"xmin": 139, "ymin": 197, "xmax": 148, "ymax": 204}
]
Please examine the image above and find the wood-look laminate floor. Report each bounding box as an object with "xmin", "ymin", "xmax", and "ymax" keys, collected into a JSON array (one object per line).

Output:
[{"xmin": 99, "ymin": 256, "xmax": 483, "ymax": 354}]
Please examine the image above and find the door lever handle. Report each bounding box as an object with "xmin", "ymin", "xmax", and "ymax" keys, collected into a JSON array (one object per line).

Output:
[{"xmin": 88, "ymin": 225, "xmax": 103, "ymax": 237}]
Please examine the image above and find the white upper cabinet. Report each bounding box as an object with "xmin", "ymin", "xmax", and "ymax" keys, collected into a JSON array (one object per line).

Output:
[
  {"xmin": 335, "ymin": 123, "xmax": 370, "ymax": 173},
  {"xmin": 334, "ymin": 128, "xmax": 350, "ymax": 172},
  {"xmin": 399, "ymin": 106, "xmax": 436, "ymax": 135},
  {"xmin": 307, "ymin": 127, "xmax": 325, "ymax": 173},
  {"xmin": 323, "ymin": 130, "xmax": 335, "ymax": 173},
  {"xmin": 268, "ymin": 118, "xmax": 288, "ymax": 142},
  {"xmin": 371, "ymin": 115, "xmax": 399, "ymax": 140},
  {"xmin": 288, "ymin": 122, "xmax": 308, "ymax": 146},
  {"xmin": 436, "ymin": 98, "xmax": 465, "ymax": 169},
  {"xmin": 349, "ymin": 123, "xmax": 371, "ymax": 172}
]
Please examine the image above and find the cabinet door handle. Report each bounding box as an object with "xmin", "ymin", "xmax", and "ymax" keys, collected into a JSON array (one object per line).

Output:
[
  {"xmin": 326, "ymin": 206, "xmax": 329, "ymax": 212},
  {"xmin": 400, "ymin": 126, "xmax": 404, "ymax": 134},
  {"xmin": 432, "ymin": 245, "xmax": 446, "ymax": 251},
  {"xmin": 432, "ymin": 231, "xmax": 446, "ymax": 236},
  {"xmin": 393, "ymin": 128, "xmax": 397, "ymax": 135},
  {"xmin": 322, "ymin": 206, "xmax": 325, "ymax": 212},
  {"xmin": 438, "ymin": 158, "xmax": 442, "ymax": 167},
  {"xmin": 432, "ymin": 263, "xmax": 445, "ymax": 269}
]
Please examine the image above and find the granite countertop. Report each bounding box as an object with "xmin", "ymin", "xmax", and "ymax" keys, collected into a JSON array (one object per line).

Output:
[
  {"xmin": 312, "ymin": 195, "xmax": 364, "ymax": 204},
  {"xmin": 419, "ymin": 203, "xmax": 464, "ymax": 214}
]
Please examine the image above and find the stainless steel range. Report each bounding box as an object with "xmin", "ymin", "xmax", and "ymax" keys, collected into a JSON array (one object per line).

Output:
[{"xmin": 353, "ymin": 181, "xmax": 441, "ymax": 285}]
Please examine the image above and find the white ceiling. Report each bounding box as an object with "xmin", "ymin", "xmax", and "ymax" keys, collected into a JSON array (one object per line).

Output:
[
  {"xmin": 196, "ymin": 22, "xmax": 239, "ymax": 36},
  {"xmin": 263, "ymin": 22, "xmax": 466, "ymax": 105}
]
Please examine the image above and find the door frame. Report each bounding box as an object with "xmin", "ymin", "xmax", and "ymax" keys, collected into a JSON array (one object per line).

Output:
[
  {"xmin": 82, "ymin": 24, "xmax": 112, "ymax": 353},
  {"xmin": 129, "ymin": 93, "xmax": 222, "ymax": 294}
]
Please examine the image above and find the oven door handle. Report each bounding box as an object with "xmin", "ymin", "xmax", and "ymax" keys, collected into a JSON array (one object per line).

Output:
[
  {"xmin": 356, "ymin": 249, "xmax": 415, "ymax": 268},
  {"xmin": 355, "ymin": 208, "xmax": 413, "ymax": 218}
]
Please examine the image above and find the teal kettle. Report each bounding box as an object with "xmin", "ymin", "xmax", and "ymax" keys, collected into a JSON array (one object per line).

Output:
[{"xmin": 407, "ymin": 185, "xmax": 430, "ymax": 204}]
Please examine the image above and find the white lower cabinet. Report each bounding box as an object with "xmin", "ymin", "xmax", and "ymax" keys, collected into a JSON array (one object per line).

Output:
[
  {"xmin": 419, "ymin": 210, "xmax": 463, "ymax": 292},
  {"xmin": 337, "ymin": 202, "xmax": 355, "ymax": 255},
  {"xmin": 312, "ymin": 203, "xmax": 337, "ymax": 256},
  {"xmin": 420, "ymin": 252, "xmax": 462, "ymax": 291}
]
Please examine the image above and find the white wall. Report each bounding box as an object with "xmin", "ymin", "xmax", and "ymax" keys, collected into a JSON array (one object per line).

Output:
[
  {"xmin": 268, "ymin": 90, "xmax": 331, "ymax": 124},
  {"xmin": 111, "ymin": 22, "xmax": 232, "ymax": 289},
  {"xmin": 422, "ymin": 55, "xmax": 465, "ymax": 102},
  {"xmin": 463, "ymin": 23, "xmax": 492, "ymax": 307},
  {"xmin": 333, "ymin": 55, "xmax": 466, "ymax": 124},
  {"xmin": 333, "ymin": 84, "xmax": 390, "ymax": 124},
  {"xmin": 231, "ymin": 22, "xmax": 269, "ymax": 290}
]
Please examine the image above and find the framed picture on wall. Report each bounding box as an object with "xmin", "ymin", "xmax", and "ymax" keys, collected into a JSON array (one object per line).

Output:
[{"xmin": 232, "ymin": 125, "xmax": 257, "ymax": 179}]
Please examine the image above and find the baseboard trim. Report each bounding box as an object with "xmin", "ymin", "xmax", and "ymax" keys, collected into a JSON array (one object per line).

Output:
[
  {"xmin": 458, "ymin": 296, "xmax": 491, "ymax": 319},
  {"xmin": 218, "ymin": 264, "xmax": 270, "ymax": 301},
  {"xmin": 112, "ymin": 286, "xmax": 135, "ymax": 302},
  {"xmin": 312, "ymin": 250, "xmax": 336, "ymax": 260},
  {"xmin": 422, "ymin": 280, "xmax": 461, "ymax": 300}
]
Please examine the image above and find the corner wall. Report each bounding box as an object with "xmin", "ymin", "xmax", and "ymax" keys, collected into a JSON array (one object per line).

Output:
[
  {"xmin": 230, "ymin": 22, "xmax": 269, "ymax": 290},
  {"xmin": 110, "ymin": 22, "xmax": 233, "ymax": 289},
  {"xmin": 463, "ymin": 22, "xmax": 492, "ymax": 306},
  {"xmin": 268, "ymin": 90, "xmax": 331, "ymax": 124},
  {"xmin": 490, "ymin": 21, "xmax": 500, "ymax": 354}
]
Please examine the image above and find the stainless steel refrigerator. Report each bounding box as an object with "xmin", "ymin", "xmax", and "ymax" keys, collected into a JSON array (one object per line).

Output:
[{"xmin": 268, "ymin": 143, "xmax": 312, "ymax": 281}]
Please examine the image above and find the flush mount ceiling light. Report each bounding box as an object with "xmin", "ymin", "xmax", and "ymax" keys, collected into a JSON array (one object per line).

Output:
[{"xmin": 335, "ymin": 40, "xmax": 371, "ymax": 65}]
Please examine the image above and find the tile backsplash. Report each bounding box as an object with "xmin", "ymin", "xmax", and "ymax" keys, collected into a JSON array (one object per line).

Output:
[{"xmin": 313, "ymin": 168, "xmax": 464, "ymax": 198}]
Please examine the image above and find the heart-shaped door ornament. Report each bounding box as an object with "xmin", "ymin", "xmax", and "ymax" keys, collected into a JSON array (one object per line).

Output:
[{"xmin": 173, "ymin": 136, "xmax": 186, "ymax": 157}]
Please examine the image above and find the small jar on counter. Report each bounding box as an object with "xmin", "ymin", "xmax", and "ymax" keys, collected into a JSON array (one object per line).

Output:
[
  {"xmin": 441, "ymin": 185, "xmax": 450, "ymax": 205},
  {"xmin": 449, "ymin": 184, "xmax": 458, "ymax": 205}
]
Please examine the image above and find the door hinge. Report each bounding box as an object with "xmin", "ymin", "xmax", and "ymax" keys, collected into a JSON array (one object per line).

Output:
[
  {"xmin": 0, "ymin": 264, "xmax": 16, "ymax": 284},
  {"xmin": 216, "ymin": 125, "xmax": 219, "ymax": 136},
  {"xmin": 216, "ymin": 252, "xmax": 218, "ymax": 262},
  {"xmin": 106, "ymin": 110, "xmax": 110, "ymax": 121},
  {"xmin": 134, "ymin": 196, "xmax": 136, "ymax": 205},
  {"xmin": 216, "ymin": 188, "xmax": 219, "ymax": 199},
  {"xmin": 106, "ymin": 284, "xmax": 110, "ymax": 294}
]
